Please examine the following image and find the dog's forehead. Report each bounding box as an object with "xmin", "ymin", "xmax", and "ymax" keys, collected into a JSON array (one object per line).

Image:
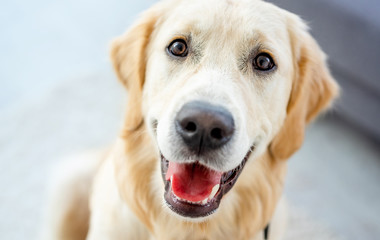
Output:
[
  {"xmin": 153, "ymin": 0, "xmax": 292, "ymax": 66},
  {"xmin": 148, "ymin": 0, "xmax": 293, "ymax": 78},
  {"xmin": 158, "ymin": 0, "xmax": 288, "ymax": 40}
]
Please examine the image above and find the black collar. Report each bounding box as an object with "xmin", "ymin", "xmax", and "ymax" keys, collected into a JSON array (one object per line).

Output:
[{"xmin": 264, "ymin": 224, "xmax": 270, "ymax": 240}]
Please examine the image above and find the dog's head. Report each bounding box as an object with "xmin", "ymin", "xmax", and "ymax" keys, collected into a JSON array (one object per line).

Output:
[{"xmin": 111, "ymin": 0, "xmax": 338, "ymax": 223}]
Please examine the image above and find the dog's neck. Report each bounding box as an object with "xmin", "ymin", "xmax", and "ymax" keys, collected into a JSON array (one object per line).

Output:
[{"xmin": 113, "ymin": 125, "xmax": 287, "ymax": 239}]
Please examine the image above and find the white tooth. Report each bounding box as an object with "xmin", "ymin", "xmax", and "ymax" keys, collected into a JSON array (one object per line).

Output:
[
  {"xmin": 170, "ymin": 176, "xmax": 173, "ymax": 183},
  {"xmin": 202, "ymin": 199, "xmax": 208, "ymax": 205},
  {"xmin": 208, "ymin": 184, "xmax": 220, "ymax": 200}
]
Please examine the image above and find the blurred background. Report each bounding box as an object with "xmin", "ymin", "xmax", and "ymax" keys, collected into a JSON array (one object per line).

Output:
[{"xmin": 0, "ymin": 0, "xmax": 379, "ymax": 239}]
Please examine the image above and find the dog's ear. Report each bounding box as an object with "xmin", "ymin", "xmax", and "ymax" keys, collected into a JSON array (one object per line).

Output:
[
  {"xmin": 110, "ymin": 7, "xmax": 161, "ymax": 132},
  {"xmin": 269, "ymin": 15, "xmax": 339, "ymax": 160}
]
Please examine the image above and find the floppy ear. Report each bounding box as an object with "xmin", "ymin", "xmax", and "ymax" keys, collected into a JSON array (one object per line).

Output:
[
  {"xmin": 110, "ymin": 6, "xmax": 165, "ymax": 231},
  {"xmin": 110, "ymin": 7, "xmax": 161, "ymax": 132},
  {"xmin": 269, "ymin": 16, "xmax": 339, "ymax": 160}
]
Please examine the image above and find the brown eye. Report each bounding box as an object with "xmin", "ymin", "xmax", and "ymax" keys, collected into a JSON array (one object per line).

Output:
[
  {"xmin": 168, "ymin": 39, "xmax": 188, "ymax": 57},
  {"xmin": 253, "ymin": 53, "xmax": 275, "ymax": 71}
]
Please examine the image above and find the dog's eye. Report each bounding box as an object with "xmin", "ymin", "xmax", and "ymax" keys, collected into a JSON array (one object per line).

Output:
[
  {"xmin": 168, "ymin": 39, "xmax": 188, "ymax": 57},
  {"xmin": 253, "ymin": 53, "xmax": 275, "ymax": 71}
]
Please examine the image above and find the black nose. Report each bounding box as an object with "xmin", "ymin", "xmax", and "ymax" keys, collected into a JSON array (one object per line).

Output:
[{"xmin": 175, "ymin": 101, "xmax": 235, "ymax": 154}]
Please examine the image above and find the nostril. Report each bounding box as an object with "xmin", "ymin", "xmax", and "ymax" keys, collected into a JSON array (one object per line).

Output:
[
  {"xmin": 184, "ymin": 121, "xmax": 197, "ymax": 132},
  {"xmin": 210, "ymin": 128, "xmax": 223, "ymax": 140}
]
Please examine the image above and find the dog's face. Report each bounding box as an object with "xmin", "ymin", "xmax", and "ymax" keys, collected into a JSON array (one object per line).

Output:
[
  {"xmin": 144, "ymin": 0, "xmax": 294, "ymax": 219},
  {"xmin": 111, "ymin": 0, "xmax": 338, "ymax": 222}
]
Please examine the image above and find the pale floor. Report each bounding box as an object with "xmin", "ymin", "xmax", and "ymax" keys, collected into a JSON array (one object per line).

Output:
[{"xmin": 285, "ymin": 116, "xmax": 380, "ymax": 240}]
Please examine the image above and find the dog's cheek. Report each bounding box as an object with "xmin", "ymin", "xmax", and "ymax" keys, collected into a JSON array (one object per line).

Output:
[
  {"xmin": 142, "ymin": 81, "xmax": 174, "ymax": 142},
  {"xmin": 155, "ymin": 112, "xmax": 178, "ymax": 161},
  {"xmin": 232, "ymin": 80, "xmax": 261, "ymax": 143},
  {"xmin": 232, "ymin": 80, "xmax": 278, "ymax": 160},
  {"xmin": 266, "ymin": 76, "xmax": 293, "ymax": 140}
]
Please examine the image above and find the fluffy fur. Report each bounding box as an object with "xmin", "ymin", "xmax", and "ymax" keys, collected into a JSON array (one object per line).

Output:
[{"xmin": 43, "ymin": 0, "xmax": 338, "ymax": 239}]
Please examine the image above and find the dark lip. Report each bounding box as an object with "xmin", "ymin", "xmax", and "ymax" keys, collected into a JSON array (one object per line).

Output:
[{"xmin": 160, "ymin": 146, "xmax": 254, "ymax": 218}]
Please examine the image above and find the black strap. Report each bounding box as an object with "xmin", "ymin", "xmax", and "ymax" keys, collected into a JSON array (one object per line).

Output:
[{"xmin": 263, "ymin": 224, "xmax": 270, "ymax": 240}]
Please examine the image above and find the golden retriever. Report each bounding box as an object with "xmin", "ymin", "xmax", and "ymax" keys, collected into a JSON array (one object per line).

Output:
[{"xmin": 44, "ymin": 0, "xmax": 339, "ymax": 239}]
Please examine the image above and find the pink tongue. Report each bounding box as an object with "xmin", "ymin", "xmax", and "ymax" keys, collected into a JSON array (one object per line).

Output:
[{"xmin": 165, "ymin": 162, "xmax": 222, "ymax": 202}]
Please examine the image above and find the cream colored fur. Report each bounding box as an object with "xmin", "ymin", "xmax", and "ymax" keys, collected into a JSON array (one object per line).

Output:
[{"xmin": 43, "ymin": 0, "xmax": 338, "ymax": 239}]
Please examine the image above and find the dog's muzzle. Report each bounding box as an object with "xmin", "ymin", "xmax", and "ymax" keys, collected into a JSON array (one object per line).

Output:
[{"xmin": 160, "ymin": 101, "xmax": 253, "ymax": 218}]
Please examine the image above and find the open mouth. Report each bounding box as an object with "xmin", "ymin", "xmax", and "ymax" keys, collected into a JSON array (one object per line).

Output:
[{"xmin": 161, "ymin": 147, "xmax": 253, "ymax": 218}]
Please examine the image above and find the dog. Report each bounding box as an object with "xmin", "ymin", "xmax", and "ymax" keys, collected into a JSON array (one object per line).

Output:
[{"xmin": 43, "ymin": 0, "xmax": 339, "ymax": 239}]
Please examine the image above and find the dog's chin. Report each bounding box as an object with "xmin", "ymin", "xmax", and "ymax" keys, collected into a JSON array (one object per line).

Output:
[{"xmin": 160, "ymin": 147, "xmax": 253, "ymax": 219}]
